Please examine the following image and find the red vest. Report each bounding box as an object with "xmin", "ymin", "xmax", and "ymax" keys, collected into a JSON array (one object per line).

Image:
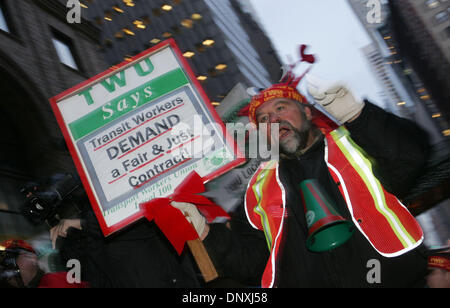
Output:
[{"xmin": 245, "ymin": 127, "xmax": 424, "ymax": 288}]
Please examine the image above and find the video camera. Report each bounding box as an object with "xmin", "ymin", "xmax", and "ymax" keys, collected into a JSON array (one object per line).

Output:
[
  {"xmin": 0, "ymin": 249, "xmax": 19, "ymax": 280},
  {"xmin": 21, "ymin": 173, "xmax": 86, "ymax": 228}
]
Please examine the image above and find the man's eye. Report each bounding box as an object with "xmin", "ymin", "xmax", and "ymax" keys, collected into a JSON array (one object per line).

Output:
[
  {"xmin": 259, "ymin": 115, "xmax": 269, "ymax": 123},
  {"xmin": 276, "ymin": 106, "xmax": 285, "ymax": 112}
]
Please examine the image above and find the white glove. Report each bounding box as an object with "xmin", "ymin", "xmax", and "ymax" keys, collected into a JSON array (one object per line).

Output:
[
  {"xmin": 171, "ymin": 201, "xmax": 206, "ymax": 237},
  {"xmin": 306, "ymin": 74, "xmax": 365, "ymax": 124}
]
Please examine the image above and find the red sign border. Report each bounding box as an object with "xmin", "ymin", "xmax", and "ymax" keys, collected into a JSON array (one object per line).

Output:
[{"xmin": 49, "ymin": 39, "xmax": 246, "ymax": 236}]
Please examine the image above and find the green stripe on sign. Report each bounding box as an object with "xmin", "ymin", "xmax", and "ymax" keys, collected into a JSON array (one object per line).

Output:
[{"xmin": 69, "ymin": 68, "xmax": 189, "ymax": 140}]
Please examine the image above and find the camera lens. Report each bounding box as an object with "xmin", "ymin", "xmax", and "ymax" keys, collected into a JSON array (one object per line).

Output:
[
  {"xmin": 0, "ymin": 251, "xmax": 18, "ymax": 270},
  {"xmin": 29, "ymin": 198, "xmax": 44, "ymax": 211}
]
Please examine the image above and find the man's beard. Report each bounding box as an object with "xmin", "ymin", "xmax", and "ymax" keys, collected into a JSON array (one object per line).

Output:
[{"xmin": 278, "ymin": 119, "xmax": 312, "ymax": 155}]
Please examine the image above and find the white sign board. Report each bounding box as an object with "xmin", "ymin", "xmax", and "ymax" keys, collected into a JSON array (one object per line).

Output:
[{"xmin": 50, "ymin": 39, "xmax": 244, "ymax": 235}]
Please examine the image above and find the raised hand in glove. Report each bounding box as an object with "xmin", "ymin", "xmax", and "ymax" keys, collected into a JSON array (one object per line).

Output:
[
  {"xmin": 307, "ymin": 74, "xmax": 365, "ymax": 124},
  {"xmin": 50, "ymin": 219, "xmax": 82, "ymax": 250},
  {"xmin": 171, "ymin": 201, "xmax": 209, "ymax": 240}
]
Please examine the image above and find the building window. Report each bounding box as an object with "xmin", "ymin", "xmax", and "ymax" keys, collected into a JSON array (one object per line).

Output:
[
  {"xmin": 161, "ymin": 4, "xmax": 173, "ymax": 12},
  {"xmin": 112, "ymin": 6, "xmax": 124, "ymax": 13},
  {"xmin": 104, "ymin": 11, "xmax": 113, "ymax": 22},
  {"xmin": 123, "ymin": 0, "xmax": 135, "ymax": 7},
  {"xmin": 191, "ymin": 13, "xmax": 202, "ymax": 20},
  {"xmin": 133, "ymin": 19, "xmax": 146, "ymax": 30},
  {"xmin": 435, "ymin": 10, "xmax": 449, "ymax": 23},
  {"xmin": 0, "ymin": 2, "xmax": 11, "ymax": 33},
  {"xmin": 425, "ymin": 0, "xmax": 440, "ymax": 9},
  {"xmin": 202, "ymin": 39, "xmax": 215, "ymax": 47},
  {"xmin": 181, "ymin": 19, "xmax": 193, "ymax": 28},
  {"xmin": 183, "ymin": 51, "xmax": 195, "ymax": 58},
  {"xmin": 123, "ymin": 28, "xmax": 136, "ymax": 36},
  {"xmin": 215, "ymin": 63, "xmax": 227, "ymax": 71},
  {"xmin": 52, "ymin": 31, "xmax": 79, "ymax": 70}
]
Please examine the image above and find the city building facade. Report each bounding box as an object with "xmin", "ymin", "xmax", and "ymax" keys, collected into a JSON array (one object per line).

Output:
[
  {"xmin": 348, "ymin": 0, "xmax": 447, "ymax": 143},
  {"xmin": 0, "ymin": 0, "xmax": 107, "ymax": 240},
  {"xmin": 388, "ymin": 0, "xmax": 450, "ymax": 138},
  {"xmin": 348, "ymin": 0, "xmax": 450, "ymax": 246},
  {"xmin": 78, "ymin": 0, "xmax": 282, "ymax": 107}
]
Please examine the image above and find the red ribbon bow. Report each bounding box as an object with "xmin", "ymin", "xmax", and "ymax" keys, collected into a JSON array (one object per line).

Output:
[{"xmin": 140, "ymin": 171, "xmax": 230, "ymax": 255}]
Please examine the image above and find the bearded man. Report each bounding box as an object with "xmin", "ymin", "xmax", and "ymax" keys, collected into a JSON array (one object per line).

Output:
[{"xmin": 172, "ymin": 75, "xmax": 432, "ymax": 288}]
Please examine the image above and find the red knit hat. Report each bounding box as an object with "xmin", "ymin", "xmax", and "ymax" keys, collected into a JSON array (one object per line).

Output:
[
  {"xmin": 428, "ymin": 254, "xmax": 450, "ymax": 271},
  {"xmin": 1, "ymin": 239, "xmax": 36, "ymax": 254}
]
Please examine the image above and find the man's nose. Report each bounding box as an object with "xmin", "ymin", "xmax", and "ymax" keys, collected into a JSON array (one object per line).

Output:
[{"xmin": 268, "ymin": 112, "xmax": 281, "ymax": 123}]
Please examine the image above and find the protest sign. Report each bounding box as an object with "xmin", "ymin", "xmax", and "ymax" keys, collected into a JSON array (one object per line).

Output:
[{"xmin": 50, "ymin": 39, "xmax": 245, "ymax": 236}]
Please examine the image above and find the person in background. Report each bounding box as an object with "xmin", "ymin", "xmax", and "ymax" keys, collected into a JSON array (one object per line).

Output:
[
  {"xmin": 0, "ymin": 239, "xmax": 88, "ymax": 288},
  {"xmin": 426, "ymin": 240, "xmax": 450, "ymax": 288}
]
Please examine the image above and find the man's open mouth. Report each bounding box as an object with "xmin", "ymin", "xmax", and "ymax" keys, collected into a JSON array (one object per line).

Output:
[{"xmin": 279, "ymin": 126, "xmax": 292, "ymax": 140}]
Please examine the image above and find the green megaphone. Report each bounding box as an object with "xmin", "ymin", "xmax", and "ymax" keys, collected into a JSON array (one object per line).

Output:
[{"xmin": 300, "ymin": 179, "xmax": 355, "ymax": 252}]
